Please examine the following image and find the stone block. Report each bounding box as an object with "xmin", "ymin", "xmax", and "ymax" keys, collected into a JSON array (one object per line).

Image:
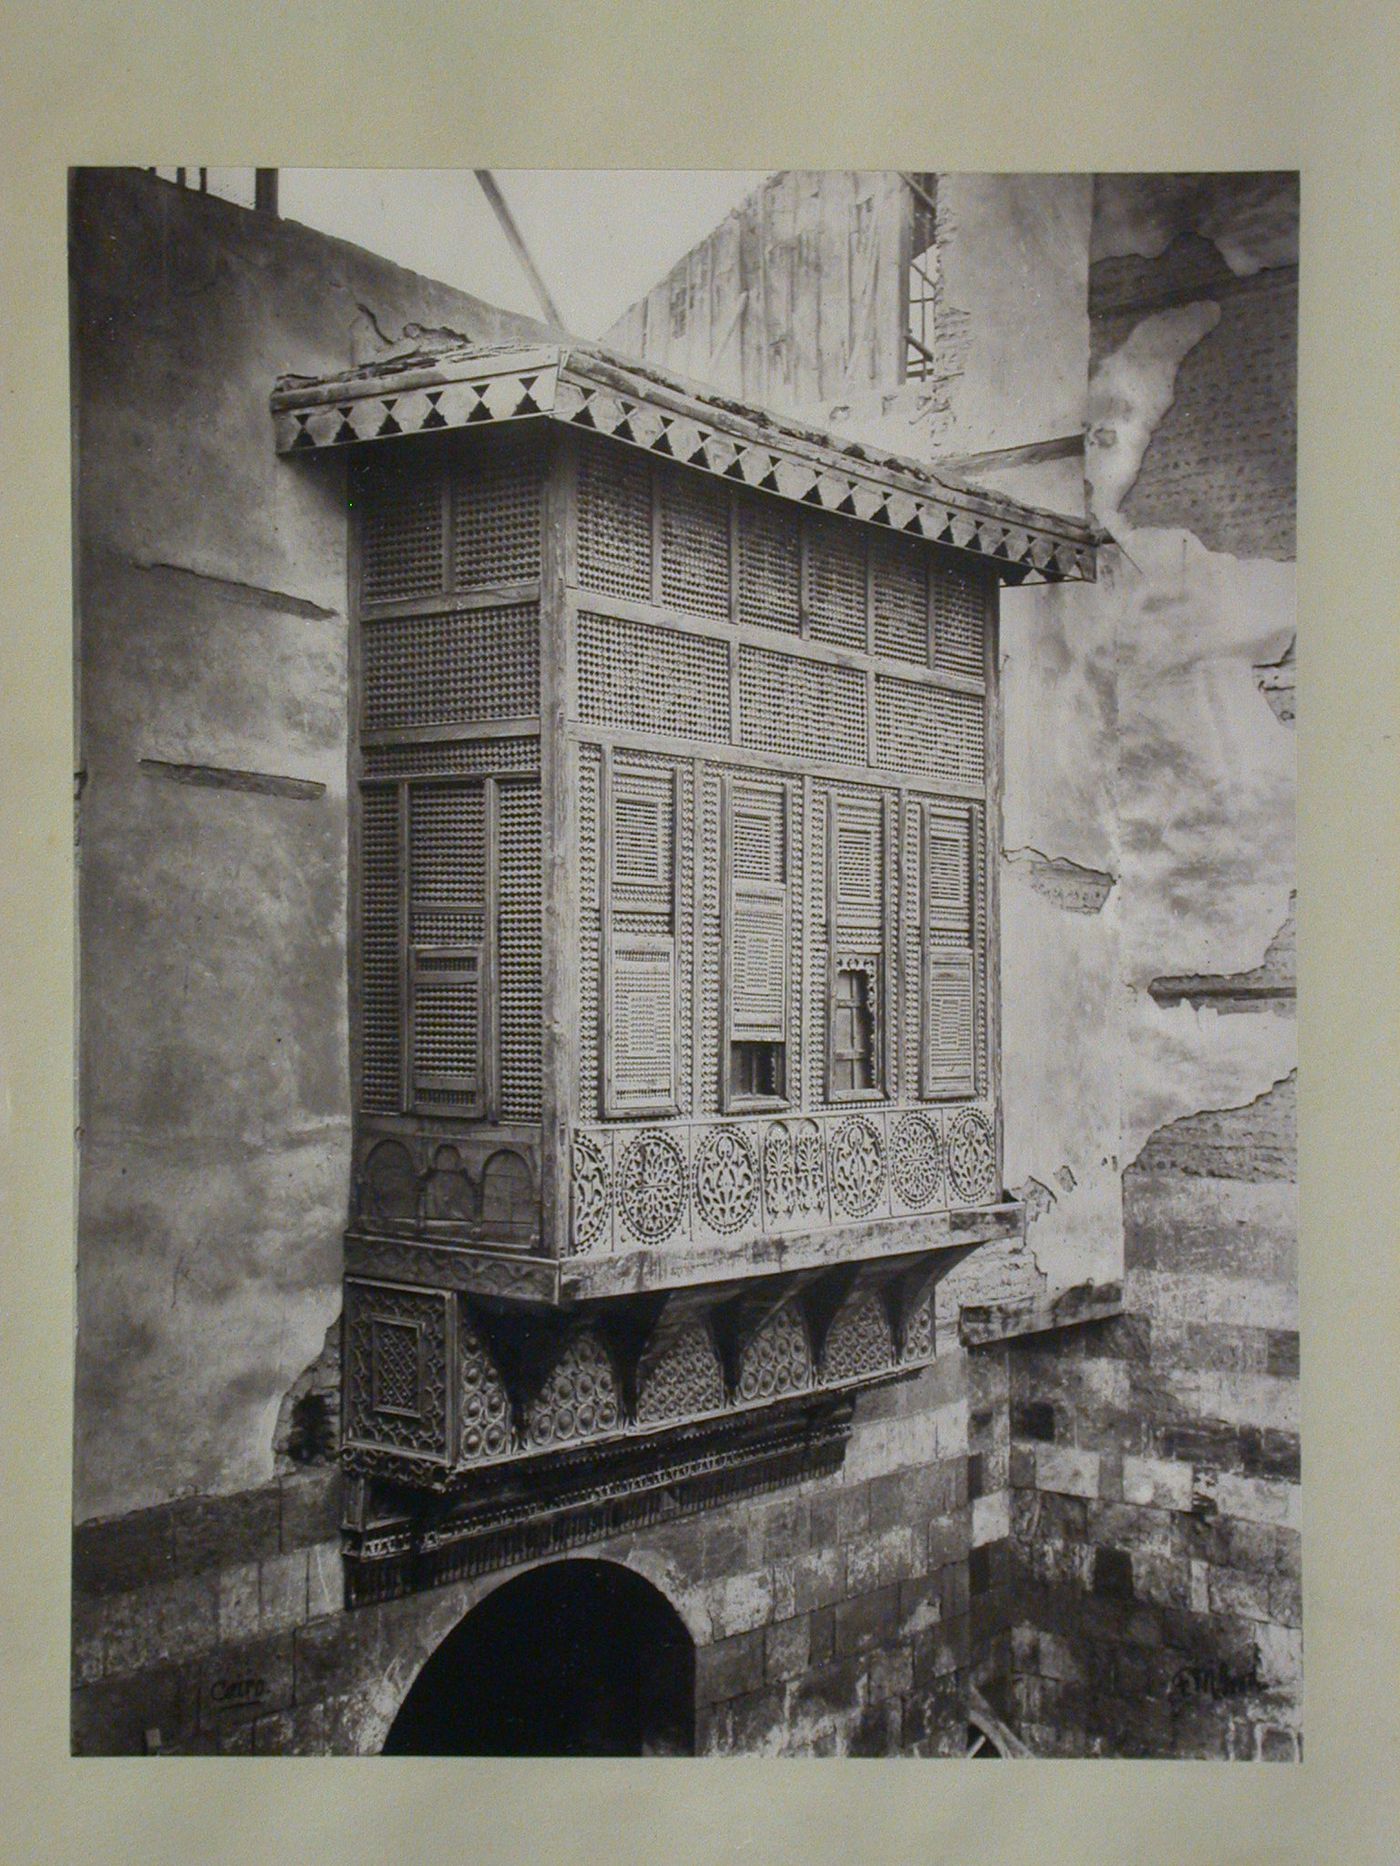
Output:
[
  {"xmin": 1213, "ymin": 1473, "xmax": 1300, "ymax": 1528},
  {"xmin": 1122, "ymin": 1455, "xmax": 1194, "ymax": 1512},
  {"xmin": 1259, "ymin": 1724, "xmax": 1300, "ymax": 1762},
  {"xmin": 1012, "ymin": 1399, "xmax": 1056, "ymax": 1443},
  {"xmin": 971, "ymin": 1491, "xmax": 1010, "ymax": 1547},
  {"xmin": 701, "ymin": 1517, "xmax": 756, "ymax": 1581},
  {"xmin": 833, "ymin": 1582, "xmax": 903, "ymax": 1659},
  {"xmin": 1254, "ymin": 1622, "xmax": 1303, "ymax": 1691},
  {"xmin": 807, "ymin": 1604, "xmax": 835, "ymax": 1666},
  {"xmin": 847, "ymin": 1695, "xmax": 903, "ymax": 1757},
  {"xmin": 1091, "ymin": 1546, "xmax": 1133, "ymax": 1602},
  {"xmin": 901, "ymin": 1676, "xmax": 964, "ymax": 1755},
  {"xmin": 1208, "ymin": 1566, "xmax": 1272, "ymax": 1622},
  {"xmin": 866, "ymin": 1642, "xmax": 914, "ymax": 1703},
  {"xmin": 1008, "ymin": 1443, "xmax": 1036, "ymax": 1488},
  {"xmin": 196, "ymin": 1631, "xmax": 295, "ymax": 1731},
  {"xmin": 1269, "ymin": 1572, "xmax": 1302, "ymax": 1628},
  {"xmin": 696, "ymin": 1629, "xmax": 766, "ymax": 1705},
  {"xmin": 876, "ymin": 1525, "xmax": 923, "ymax": 1588},
  {"xmin": 1131, "ymin": 1551, "xmax": 1190, "ymax": 1610},
  {"xmin": 792, "ymin": 1545, "xmax": 845, "ymax": 1614},
  {"xmin": 786, "ymin": 1655, "xmax": 861, "ymax": 1723},
  {"xmin": 704, "ymin": 1568, "xmax": 774, "ymax": 1639},
  {"xmin": 1035, "ymin": 1444, "xmax": 1100, "ymax": 1499},
  {"xmin": 73, "ymin": 1507, "xmax": 176, "ymax": 1598},
  {"xmin": 278, "ymin": 1468, "xmax": 341, "ymax": 1551},
  {"xmin": 756, "ymin": 1494, "xmax": 810, "ymax": 1565},
  {"xmin": 217, "ymin": 1560, "xmax": 261, "ymax": 1643},
  {"xmin": 258, "ymin": 1548, "xmax": 309, "ymax": 1631},
  {"xmin": 168, "ymin": 1486, "xmax": 281, "ymax": 1578},
  {"xmin": 764, "ymin": 1614, "xmax": 811, "ymax": 1684},
  {"xmin": 71, "ymin": 1660, "xmax": 197, "ymax": 1756},
  {"xmin": 939, "ymin": 1559, "xmax": 971, "ymax": 1621},
  {"xmin": 912, "ymin": 1614, "xmax": 971, "ymax": 1685},
  {"xmin": 927, "ymin": 1511, "xmax": 972, "ymax": 1570},
  {"xmin": 844, "ymin": 1534, "xmax": 882, "ymax": 1596},
  {"xmin": 99, "ymin": 1571, "xmax": 221, "ymax": 1677},
  {"xmin": 808, "ymin": 1481, "xmax": 869, "ymax": 1549},
  {"xmin": 306, "ymin": 1540, "xmax": 344, "ymax": 1621}
]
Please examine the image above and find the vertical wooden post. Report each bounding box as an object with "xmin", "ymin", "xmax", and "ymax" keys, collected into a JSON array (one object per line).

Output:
[
  {"xmin": 538, "ymin": 429, "xmax": 579, "ymax": 1259},
  {"xmin": 983, "ymin": 572, "xmax": 1004, "ymax": 1185}
]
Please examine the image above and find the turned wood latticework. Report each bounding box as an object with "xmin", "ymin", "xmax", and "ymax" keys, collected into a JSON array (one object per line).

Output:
[{"xmin": 270, "ymin": 343, "xmax": 1094, "ymax": 1527}]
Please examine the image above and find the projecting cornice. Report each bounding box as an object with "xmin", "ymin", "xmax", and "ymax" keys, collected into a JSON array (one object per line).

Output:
[{"xmin": 271, "ymin": 342, "xmax": 1098, "ymax": 583}]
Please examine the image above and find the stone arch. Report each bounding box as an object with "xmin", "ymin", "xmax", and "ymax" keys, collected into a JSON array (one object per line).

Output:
[{"xmin": 381, "ymin": 1557, "xmax": 697, "ymax": 1755}]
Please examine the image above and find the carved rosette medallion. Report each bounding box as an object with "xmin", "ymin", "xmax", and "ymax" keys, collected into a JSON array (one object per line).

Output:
[
  {"xmin": 693, "ymin": 1126, "xmax": 759, "ymax": 1234},
  {"xmin": 570, "ymin": 1132, "xmax": 611, "ymax": 1252},
  {"xmin": 736, "ymin": 1306, "xmax": 813, "ymax": 1403},
  {"xmin": 828, "ymin": 1115, "xmax": 886, "ymax": 1218},
  {"xmin": 762, "ymin": 1123, "xmax": 797, "ymax": 1219},
  {"xmin": 889, "ymin": 1112, "xmax": 944, "ymax": 1208},
  {"xmin": 617, "ymin": 1131, "xmax": 688, "ymax": 1243},
  {"xmin": 946, "ymin": 1109, "xmax": 997, "ymax": 1205}
]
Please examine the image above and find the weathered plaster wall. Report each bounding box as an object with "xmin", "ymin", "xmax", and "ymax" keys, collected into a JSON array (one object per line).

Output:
[
  {"xmin": 73, "ymin": 169, "xmax": 547, "ymax": 1521},
  {"xmin": 1004, "ymin": 171, "xmax": 1299, "ymax": 1757},
  {"xmin": 610, "ymin": 171, "xmax": 1123, "ymax": 1333}
]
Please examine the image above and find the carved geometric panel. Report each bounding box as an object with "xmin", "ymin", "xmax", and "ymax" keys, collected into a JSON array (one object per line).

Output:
[
  {"xmin": 692, "ymin": 1126, "xmax": 760, "ymax": 1234},
  {"xmin": 889, "ymin": 1111, "xmax": 945, "ymax": 1208},
  {"xmin": 829, "ymin": 1114, "xmax": 886, "ymax": 1218},
  {"xmin": 344, "ymin": 1281, "xmax": 451, "ymax": 1462},
  {"xmin": 616, "ymin": 1130, "xmax": 689, "ymax": 1244},
  {"xmin": 823, "ymin": 1292, "xmax": 897, "ymax": 1383},
  {"xmin": 738, "ymin": 645, "xmax": 866, "ymax": 766},
  {"xmin": 874, "ymin": 674, "xmax": 985, "ymax": 786},
  {"xmin": 523, "ymin": 1333, "xmax": 623, "ymax": 1451},
  {"xmin": 901, "ymin": 1291, "xmax": 935, "ymax": 1364},
  {"xmin": 761, "ymin": 1117, "xmax": 827, "ymax": 1226},
  {"xmin": 579, "ymin": 612, "xmax": 730, "ymax": 743},
  {"xmin": 362, "ymin": 604, "xmax": 540, "ymax": 730},
  {"xmin": 457, "ymin": 1309, "xmax": 512, "ymax": 1463},
  {"xmin": 634, "ymin": 1322, "xmax": 726, "ymax": 1426},
  {"xmin": 569, "ymin": 1131, "xmax": 612, "ymax": 1253},
  {"xmin": 946, "ymin": 1107, "xmax": 997, "ymax": 1205},
  {"xmin": 736, "ymin": 1306, "xmax": 812, "ymax": 1404}
]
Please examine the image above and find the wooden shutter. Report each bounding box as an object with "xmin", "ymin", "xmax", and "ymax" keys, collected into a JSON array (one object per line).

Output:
[
  {"xmin": 921, "ymin": 806, "xmax": 977, "ymax": 1098},
  {"xmin": 406, "ymin": 781, "xmax": 488, "ymax": 1117},
  {"xmin": 608, "ymin": 932, "xmax": 677, "ymax": 1111},
  {"xmin": 603, "ymin": 761, "xmax": 678, "ymax": 1117},
  {"xmin": 723, "ymin": 782, "xmax": 789, "ymax": 1105}
]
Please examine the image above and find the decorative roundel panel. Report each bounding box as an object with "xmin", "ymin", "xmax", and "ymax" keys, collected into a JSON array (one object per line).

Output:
[
  {"xmin": 889, "ymin": 1112, "xmax": 945, "ymax": 1208},
  {"xmin": 736, "ymin": 1306, "xmax": 813, "ymax": 1403},
  {"xmin": 570, "ymin": 1132, "xmax": 612, "ymax": 1252},
  {"xmin": 525, "ymin": 1333, "xmax": 622, "ymax": 1450},
  {"xmin": 458, "ymin": 1316, "xmax": 512, "ymax": 1462},
  {"xmin": 828, "ymin": 1115, "xmax": 886, "ymax": 1218},
  {"xmin": 617, "ymin": 1130, "xmax": 688, "ymax": 1243},
  {"xmin": 693, "ymin": 1126, "xmax": 759, "ymax": 1234},
  {"xmin": 946, "ymin": 1108, "xmax": 997, "ymax": 1205}
]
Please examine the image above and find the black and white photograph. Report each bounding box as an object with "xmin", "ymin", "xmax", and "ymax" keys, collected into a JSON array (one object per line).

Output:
[{"xmin": 65, "ymin": 164, "xmax": 1304, "ymax": 1762}]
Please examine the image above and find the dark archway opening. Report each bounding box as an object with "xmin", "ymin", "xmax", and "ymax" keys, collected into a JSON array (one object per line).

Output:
[{"xmin": 382, "ymin": 1560, "xmax": 696, "ymax": 1756}]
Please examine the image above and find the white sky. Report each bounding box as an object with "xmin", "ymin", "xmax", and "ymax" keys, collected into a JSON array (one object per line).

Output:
[{"xmin": 279, "ymin": 170, "xmax": 774, "ymax": 340}]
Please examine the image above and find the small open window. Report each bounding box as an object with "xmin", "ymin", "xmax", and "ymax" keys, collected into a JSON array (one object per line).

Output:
[
  {"xmin": 729, "ymin": 1039, "xmax": 786, "ymax": 1103},
  {"xmin": 830, "ymin": 962, "xmax": 879, "ymax": 1096}
]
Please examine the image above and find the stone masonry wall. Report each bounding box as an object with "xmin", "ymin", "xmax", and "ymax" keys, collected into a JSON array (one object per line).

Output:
[{"xmin": 73, "ymin": 1352, "xmax": 1008, "ymax": 1756}]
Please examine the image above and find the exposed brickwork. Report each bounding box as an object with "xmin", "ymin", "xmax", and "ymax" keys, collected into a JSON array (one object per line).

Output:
[{"xmin": 1091, "ymin": 234, "xmax": 1297, "ymax": 561}]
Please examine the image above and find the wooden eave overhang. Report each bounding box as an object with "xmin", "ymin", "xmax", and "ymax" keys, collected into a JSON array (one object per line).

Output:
[{"xmin": 271, "ymin": 341, "xmax": 1098, "ymax": 584}]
